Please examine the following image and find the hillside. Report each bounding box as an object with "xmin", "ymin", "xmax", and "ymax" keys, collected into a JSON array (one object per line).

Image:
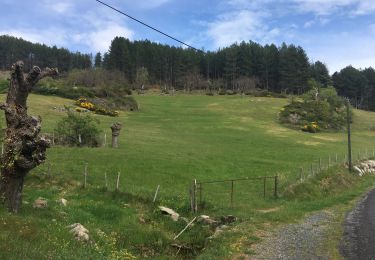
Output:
[{"xmin": 1, "ymin": 94, "xmax": 375, "ymax": 259}]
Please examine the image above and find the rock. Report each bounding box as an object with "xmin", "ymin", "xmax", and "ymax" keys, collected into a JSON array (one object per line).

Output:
[
  {"xmin": 58, "ymin": 198, "xmax": 67, "ymax": 206},
  {"xmin": 220, "ymin": 215, "xmax": 237, "ymax": 224},
  {"xmin": 197, "ymin": 215, "xmax": 219, "ymax": 227},
  {"xmin": 33, "ymin": 197, "xmax": 48, "ymax": 209},
  {"xmin": 353, "ymin": 166, "xmax": 364, "ymax": 176},
  {"xmin": 354, "ymin": 160, "xmax": 375, "ymax": 176},
  {"xmin": 209, "ymin": 225, "xmax": 229, "ymax": 239},
  {"xmin": 67, "ymin": 223, "xmax": 89, "ymax": 242},
  {"xmin": 159, "ymin": 206, "xmax": 179, "ymax": 221},
  {"xmin": 138, "ymin": 215, "xmax": 146, "ymax": 224}
]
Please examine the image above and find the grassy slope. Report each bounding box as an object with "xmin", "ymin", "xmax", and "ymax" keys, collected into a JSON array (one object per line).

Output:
[{"xmin": 0, "ymin": 94, "xmax": 375, "ymax": 259}]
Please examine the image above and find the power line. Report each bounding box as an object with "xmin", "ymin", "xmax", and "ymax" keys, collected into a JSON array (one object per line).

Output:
[{"xmin": 95, "ymin": 0, "xmax": 204, "ymax": 53}]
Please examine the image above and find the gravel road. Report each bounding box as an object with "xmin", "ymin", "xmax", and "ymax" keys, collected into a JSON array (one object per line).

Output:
[
  {"xmin": 341, "ymin": 189, "xmax": 375, "ymax": 260},
  {"xmin": 252, "ymin": 211, "xmax": 333, "ymax": 259}
]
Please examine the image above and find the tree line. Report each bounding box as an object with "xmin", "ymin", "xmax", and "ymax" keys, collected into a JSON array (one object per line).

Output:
[
  {"xmin": 97, "ymin": 37, "xmax": 331, "ymax": 95},
  {"xmin": 0, "ymin": 35, "xmax": 92, "ymax": 71},
  {"xmin": 1, "ymin": 35, "xmax": 374, "ymax": 111}
]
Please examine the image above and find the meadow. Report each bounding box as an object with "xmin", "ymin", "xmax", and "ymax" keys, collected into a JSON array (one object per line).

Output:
[{"xmin": 1, "ymin": 93, "xmax": 375, "ymax": 259}]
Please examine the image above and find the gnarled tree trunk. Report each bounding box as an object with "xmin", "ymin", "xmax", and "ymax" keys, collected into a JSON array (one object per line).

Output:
[{"xmin": 0, "ymin": 61, "xmax": 58, "ymax": 213}]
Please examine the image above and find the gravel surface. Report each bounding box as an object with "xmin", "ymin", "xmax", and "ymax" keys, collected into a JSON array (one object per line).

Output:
[
  {"xmin": 252, "ymin": 211, "xmax": 334, "ymax": 259},
  {"xmin": 341, "ymin": 189, "xmax": 375, "ymax": 260}
]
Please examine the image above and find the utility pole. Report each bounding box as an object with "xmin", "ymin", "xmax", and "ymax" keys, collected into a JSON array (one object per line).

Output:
[{"xmin": 346, "ymin": 98, "xmax": 353, "ymax": 172}]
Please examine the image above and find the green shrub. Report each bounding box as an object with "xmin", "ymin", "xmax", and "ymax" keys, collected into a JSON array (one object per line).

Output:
[
  {"xmin": 279, "ymin": 86, "xmax": 348, "ymax": 132},
  {"xmin": 55, "ymin": 109, "xmax": 101, "ymax": 147},
  {"xmin": 112, "ymin": 96, "xmax": 138, "ymax": 111}
]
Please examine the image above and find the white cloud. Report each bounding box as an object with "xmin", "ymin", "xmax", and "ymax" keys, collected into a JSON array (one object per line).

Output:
[
  {"xmin": 206, "ymin": 10, "xmax": 278, "ymax": 48},
  {"xmin": 0, "ymin": 1, "xmax": 135, "ymax": 54},
  {"xmin": 87, "ymin": 24, "xmax": 134, "ymax": 53},
  {"xmin": 114, "ymin": 0, "xmax": 171, "ymax": 9},
  {"xmin": 304, "ymin": 20, "xmax": 315, "ymax": 28},
  {"xmin": 0, "ymin": 29, "xmax": 69, "ymax": 47},
  {"xmin": 50, "ymin": 2, "xmax": 73, "ymax": 13},
  {"xmin": 41, "ymin": 0, "xmax": 73, "ymax": 14},
  {"xmin": 354, "ymin": 0, "xmax": 375, "ymax": 15},
  {"xmin": 292, "ymin": 0, "xmax": 375, "ymax": 16}
]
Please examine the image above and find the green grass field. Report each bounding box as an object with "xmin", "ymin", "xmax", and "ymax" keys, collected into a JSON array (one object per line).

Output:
[{"xmin": 1, "ymin": 93, "xmax": 375, "ymax": 259}]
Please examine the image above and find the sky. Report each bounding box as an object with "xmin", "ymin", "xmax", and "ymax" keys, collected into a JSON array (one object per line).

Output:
[{"xmin": 1, "ymin": 0, "xmax": 375, "ymax": 73}]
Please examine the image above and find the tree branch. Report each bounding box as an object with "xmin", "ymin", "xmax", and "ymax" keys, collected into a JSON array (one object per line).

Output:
[{"xmin": 26, "ymin": 67, "xmax": 58, "ymax": 89}]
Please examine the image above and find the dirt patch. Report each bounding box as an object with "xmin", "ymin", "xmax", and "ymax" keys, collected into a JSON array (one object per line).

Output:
[
  {"xmin": 257, "ymin": 207, "xmax": 281, "ymax": 214},
  {"xmin": 266, "ymin": 126, "xmax": 289, "ymax": 137},
  {"xmin": 297, "ymin": 141, "xmax": 321, "ymax": 146},
  {"xmin": 312, "ymin": 135, "xmax": 339, "ymax": 142}
]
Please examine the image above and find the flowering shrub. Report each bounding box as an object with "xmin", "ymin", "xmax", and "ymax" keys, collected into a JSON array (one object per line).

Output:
[
  {"xmin": 279, "ymin": 87, "xmax": 348, "ymax": 132},
  {"xmin": 302, "ymin": 122, "xmax": 320, "ymax": 133},
  {"xmin": 76, "ymin": 98, "xmax": 119, "ymax": 117}
]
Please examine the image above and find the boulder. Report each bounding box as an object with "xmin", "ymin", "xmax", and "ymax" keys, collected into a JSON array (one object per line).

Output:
[
  {"xmin": 58, "ymin": 198, "xmax": 67, "ymax": 206},
  {"xmin": 197, "ymin": 215, "xmax": 219, "ymax": 227},
  {"xmin": 220, "ymin": 215, "xmax": 237, "ymax": 224},
  {"xmin": 159, "ymin": 206, "xmax": 179, "ymax": 221},
  {"xmin": 67, "ymin": 223, "xmax": 89, "ymax": 242},
  {"xmin": 33, "ymin": 197, "xmax": 48, "ymax": 209}
]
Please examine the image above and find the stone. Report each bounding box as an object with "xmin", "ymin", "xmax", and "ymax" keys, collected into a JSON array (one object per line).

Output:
[
  {"xmin": 67, "ymin": 223, "xmax": 89, "ymax": 242},
  {"xmin": 220, "ymin": 215, "xmax": 237, "ymax": 224},
  {"xmin": 33, "ymin": 197, "xmax": 48, "ymax": 209},
  {"xmin": 197, "ymin": 215, "xmax": 219, "ymax": 227},
  {"xmin": 58, "ymin": 198, "xmax": 67, "ymax": 206},
  {"xmin": 209, "ymin": 225, "xmax": 229, "ymax": 239},
  {"xmin": 159, "ymin": 206, "xmax": 179, "ymax": 221}
]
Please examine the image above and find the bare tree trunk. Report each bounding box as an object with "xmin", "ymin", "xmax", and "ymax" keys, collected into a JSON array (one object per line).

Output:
[{"xmin": 0, "ymin": 61, "xmax": 58, "ymax": 213}]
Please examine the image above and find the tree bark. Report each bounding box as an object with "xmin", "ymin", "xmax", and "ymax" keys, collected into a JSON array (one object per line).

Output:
[{"xmin": 0, "ymin": 61, "xmax": 58, "ymax": 213}]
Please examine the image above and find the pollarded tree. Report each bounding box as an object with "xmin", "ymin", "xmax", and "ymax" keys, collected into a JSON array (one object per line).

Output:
[{"xmin": 0, "ymin": 61, "xmax": 58, "ymax": 213}]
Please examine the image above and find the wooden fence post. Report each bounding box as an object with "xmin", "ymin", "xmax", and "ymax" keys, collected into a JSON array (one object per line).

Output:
[
  {"xmin": 335, "ymin": 153, "xmax": 338, "ymax": 163},
  {"xmin": 274, "ymin": 176, "xmax": 278, "ymax": 198},
  {"xmin": 194, "ymin": 179, "xmax": 198, "ymax": 212},
  {"xmin": 84, "ymin": 163, "xmax": 88, "ymax": 188},
  {"xmin": 104, "ymin": 172, "xmax": 108, "ymax": 188},
  {"xmin": 153, "ymin": 185, "xmax": 160, "ymax": 203},
  {"xmin": 230, "ymin": 180, "xmax": 234, "ymax": 206},
  {"xmin": 116, "ymin": 172, "xmax": 121, "ymax": 191}
]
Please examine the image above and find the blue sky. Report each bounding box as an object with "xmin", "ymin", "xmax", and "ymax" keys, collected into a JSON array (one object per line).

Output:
[{"xmin": 1, "ymin": 0, "xmax": 375, "ymax": 73}]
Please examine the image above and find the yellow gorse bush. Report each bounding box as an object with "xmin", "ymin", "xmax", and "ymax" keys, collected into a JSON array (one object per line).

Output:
[{"xmin": 75, "ymin": 97, "xmax": 119, "ymax": 117}]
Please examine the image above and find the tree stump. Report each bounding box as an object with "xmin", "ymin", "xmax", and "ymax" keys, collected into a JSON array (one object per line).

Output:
[
  {"xmin": 0, "ymin": 61, "xmax": 58, "ymax": 213},
  {"xmin": 110, "ymin": 122, "xmax": 122, "ymax": 148}
]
